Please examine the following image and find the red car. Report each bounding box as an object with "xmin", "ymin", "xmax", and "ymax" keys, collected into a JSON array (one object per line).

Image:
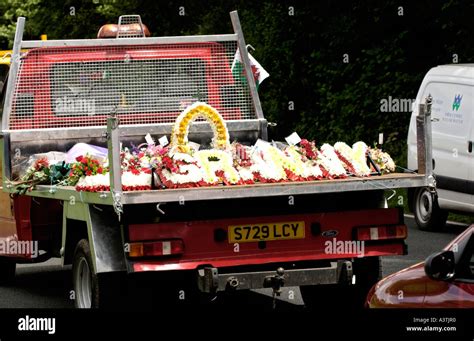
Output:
[{"xmin": 367, "ymin": 224, "xmax": 474, "ymax": 308}]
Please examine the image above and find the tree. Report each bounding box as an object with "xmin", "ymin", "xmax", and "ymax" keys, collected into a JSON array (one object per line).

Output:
[{"xmin": 1, "ymin": 0, "xmax": 473, "ymax": 167}]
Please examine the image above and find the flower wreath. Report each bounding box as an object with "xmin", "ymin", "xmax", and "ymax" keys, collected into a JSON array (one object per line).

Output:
[{"xmin": 170, "ymin": 102, "xmax": 230, "ymax": 153}]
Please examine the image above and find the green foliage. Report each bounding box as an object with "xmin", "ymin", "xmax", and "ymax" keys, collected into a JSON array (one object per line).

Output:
[
  {"xmin": 1, "ymin": 0, "xmax": 473, "ymax": 168},
  {"xmin": 12, "ymin": 160, "xmax": 70, "ymax": 195}
]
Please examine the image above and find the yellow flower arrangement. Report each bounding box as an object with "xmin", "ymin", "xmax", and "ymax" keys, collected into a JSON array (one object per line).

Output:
[
  {"xmin": 195, "ymin": 149, "xmax": 240, "ymax": 185},
  {"xmin": 171, "ymin": 102, "xmax": 230, "ymax": 153}
]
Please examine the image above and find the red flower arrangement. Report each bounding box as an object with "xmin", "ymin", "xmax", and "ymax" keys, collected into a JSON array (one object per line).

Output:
[
  {"xmin": 68, "ymin": 155, "xmax": 108, "ymax": 186},
  {"xmin": 161, "ymin": 155, "xmax": 178, "ymax": 174},
  {"xmin": 76, "ymin": 185, "xmax": 110, "ymax": 192},
  {"xmin": 299, "ymin": 139, "xmax": 319, "ymax": 160},
  {"xmin": 33, "ymin": 157, "xmax": 50, "ymax": 171},
  {"xmin": 232, "ymin": 142, "xmax": 252, "ymax": 168},
  {"xmin": 75, "ymin": 184, "xmax": 153, "ymax": 192}
]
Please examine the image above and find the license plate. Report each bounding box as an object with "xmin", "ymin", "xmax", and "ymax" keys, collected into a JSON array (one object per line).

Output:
[{"xmin": 228, "ymin": 221, "xmax": 305, "ymax": 243}]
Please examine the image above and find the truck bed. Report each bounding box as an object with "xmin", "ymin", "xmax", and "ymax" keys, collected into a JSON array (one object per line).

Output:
[
  {"xmin": 15, "ymin": 172, "xmax": 427, "ymax": 205},
  {"xmin": 1, "ymin": 15, "xmax": 436, "ymax": 212}
]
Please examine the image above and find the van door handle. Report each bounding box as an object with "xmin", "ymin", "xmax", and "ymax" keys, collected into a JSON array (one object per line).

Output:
[{"xmin": 469, "ymin": 141, "xmax": 473, "ymax": 153}]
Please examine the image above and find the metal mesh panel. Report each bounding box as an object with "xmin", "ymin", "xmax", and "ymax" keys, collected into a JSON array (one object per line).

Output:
[
  {"xmin": 117, "ymin": 15, "xmax": 145, "ymax": 38},
  {"xmin": 9, "ymin": 40, "xmax": 256, "ymax": 129}
]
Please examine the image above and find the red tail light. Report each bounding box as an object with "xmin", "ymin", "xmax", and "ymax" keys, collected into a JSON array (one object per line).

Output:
[
  {"xmin": 356, "ymin": 225, "xmax": 407, "ymax": 241},
  {"xmin": 129, "ymin": 240, "xmax": 184, "ymax": 258}
]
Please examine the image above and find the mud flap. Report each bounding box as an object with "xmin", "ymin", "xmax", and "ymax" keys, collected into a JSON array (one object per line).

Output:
[{"xmin": 63, "ymin": 201, "xmax": 126, "ymax": 273}]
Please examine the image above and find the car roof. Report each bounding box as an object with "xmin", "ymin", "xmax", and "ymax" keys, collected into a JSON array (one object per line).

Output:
[{"xmin": 428, "ymin": 64, "xmax": 474, "ymax": 78}]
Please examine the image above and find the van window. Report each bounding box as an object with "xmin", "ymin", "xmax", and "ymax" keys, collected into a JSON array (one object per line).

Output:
[{"xmin": 423, "ymin": 82, "xmax": 473, "ymax": 138}]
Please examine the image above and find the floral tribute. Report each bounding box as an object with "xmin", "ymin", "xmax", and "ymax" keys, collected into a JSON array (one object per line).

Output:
[
  {"xmin": 13, "ymin": 158, "xmax": 70, "ymax": 195},
  {"xmin": 15, "ymin": 103, "xmax": 397, "ymax": 193},
  {"xmin": 368, "ymin": 146, "xmax": 396, "ymax": 174},
  {"xmin": 70, "ymin": 155, "xmax": 108, "ymax": 191},
  {"xmin": 71, "ymin": 153, "xmax": 152, "ymax": 192},
  {"xmin": 170, "ymin": 101, "xmax": 230, "ymax": 153}
]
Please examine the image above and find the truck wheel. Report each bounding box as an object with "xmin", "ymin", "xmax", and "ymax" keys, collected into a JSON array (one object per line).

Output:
[
  {"xmin": 0, "ymin": 257, "xmax": 16, "ymax": 284},
  {"xmin": 413, "ymin": 187, "xmax": 448, "ymax": 231},
  {"xmin": 72, "ymin": 239, "xmax": 123, "ymax": 309},
  {"xmin": 301, "ymin": 257, "xmax": 381, "ymax": 310}
]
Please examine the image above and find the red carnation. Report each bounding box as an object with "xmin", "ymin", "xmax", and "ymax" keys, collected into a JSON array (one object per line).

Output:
[{"xmin": 34, "ymin": 157, "xmax": 49, "ymax": 171}]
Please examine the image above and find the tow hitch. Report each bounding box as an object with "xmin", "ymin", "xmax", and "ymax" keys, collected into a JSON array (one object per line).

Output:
[
  {"xmin": 197, "ymin": 261, "xmax": 351, "ymax": 303},
  {"xmin": 263, "ymin": 267, "xmax": 285, "ymax": 309}
]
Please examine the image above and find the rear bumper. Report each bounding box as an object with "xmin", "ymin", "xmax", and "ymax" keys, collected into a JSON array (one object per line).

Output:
[
  {"xmin": 197, "ymin": 260, "xmax": 353, "ymax": 293},
  {"xmin": 130, "ymin": 242, "xmax": 406, "ymax": 272}
]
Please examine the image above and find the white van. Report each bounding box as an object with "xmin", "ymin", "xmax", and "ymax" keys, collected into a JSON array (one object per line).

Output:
[{"xmin": 408, "ymin": 64, "xmax": 474, "ymax": 230}]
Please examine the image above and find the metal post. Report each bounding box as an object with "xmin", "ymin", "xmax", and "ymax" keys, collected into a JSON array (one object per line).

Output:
[
  {"xmin": 424, "ymin": 95, "xmax": 435, "ymax": 188},
  {"xmin": 424, "ymin": 95, "xmax": 433, "ymax": 177},
  {"xmin": 416, "ymin": 95, "xmax": 435, "ymax": 188},
  {"xmin": 416, "ymin": 101, "xmax": 427, "ymax": 175},
  {"xmin": 107, "ymin": 115, "xmax": 123, "ymax": 219},
  {"xmin": 230, "ymin": 11, "xmax": 265, "ymax": 122},
  {"xmin": 1, "ymin": 17, "xmax": 25, "ymax": 184},
  {"xmin": 2, "ymin": 17, "xmax": 24, "ymax": 131}
]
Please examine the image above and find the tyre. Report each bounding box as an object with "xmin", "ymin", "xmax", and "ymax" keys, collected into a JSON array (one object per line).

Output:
[
  {"xmin": 300, "ymin": 257, "xmax": 381, "ymax": 310},
  {"xmin": 413, "ymin": 187, "xmax": 448, "ymax": 231},
  {"xmin": 0, "ymin": 257, "xmax": 16, "ymax": 284},
  {"xmin": 72, "ymin": 239, "xmax": 124, "ymax": 309}
]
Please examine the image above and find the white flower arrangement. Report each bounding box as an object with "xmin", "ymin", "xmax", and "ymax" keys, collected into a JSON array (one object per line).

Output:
[
  {"xmin": 369, "ymin": 147, "xmax": 396, "ymax": 173},
  {"xmin": 250, "ymin": 143, "xmax": 287, "ymax": 181},
  {"xmin": 285, "ymin": 146, "xmax": 323, "ymax": 179},
  {"xmin": 351, "ymin": 141, "xmax": 372, "ymax": 175},
  {"xmin": 122, "ymin": 171, "xmax": 152, "ymax": 188},
  {"xmin": 170, "ymin": 152, "xmax": 196, "ymax": 164},
  {"xmin": 237, "ymin": 166, "xmax": 254, "ymax": 182},
  {"xmin": 76, "ymin": 173, "xmax": 109, "ymax": 189},
  {"xmin": 334, "ymin": 142, "xmax": 371, "ymax": 177},
  {"xmin": 76, "ymin": 171, "xmax": 152, "ymax": 191},
  {"xmin": 159, "ymin": 151, "xmax": 204, "ymax": 185},
  {"xmin": 160, "ymin": 166, "xmax": 204, "ymax": 185},
  {"xmin": 319, "ymin": 144, "xmax": 347, "ymax": 177}
]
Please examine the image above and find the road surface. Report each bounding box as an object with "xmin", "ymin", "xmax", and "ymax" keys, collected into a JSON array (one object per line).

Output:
[{"xmin": 0, "ymin": 216, "xmax": 468, "ymax": 310}]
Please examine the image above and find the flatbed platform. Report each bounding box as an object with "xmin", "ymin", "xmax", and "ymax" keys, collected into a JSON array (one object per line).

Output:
[{"xmin": 8, "ymin": 172, "xmax": 427, "ymax": 205}]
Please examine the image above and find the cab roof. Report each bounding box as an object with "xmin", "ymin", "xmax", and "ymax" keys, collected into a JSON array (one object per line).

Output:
[{"xmin": 428, "ymin": 64, "xmax": 474, "ymax": 79}]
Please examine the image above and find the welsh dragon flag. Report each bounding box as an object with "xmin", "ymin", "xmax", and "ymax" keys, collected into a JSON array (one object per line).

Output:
[{"xmin": 231, "ymin": 48, "xmax": 269, "ymax": 89}]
